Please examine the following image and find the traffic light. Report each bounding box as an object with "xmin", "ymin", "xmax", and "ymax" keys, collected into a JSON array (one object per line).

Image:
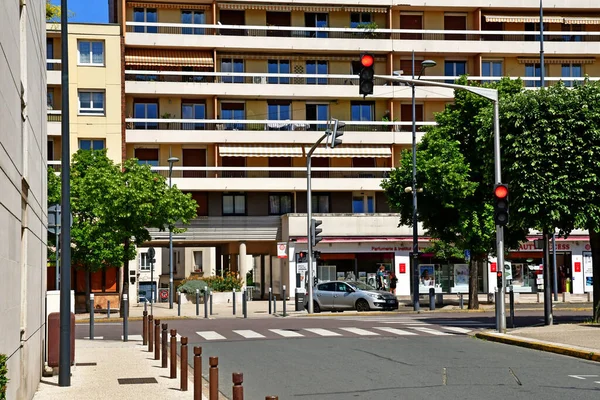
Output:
[
  {"xmin": 497, "ymin": 271, "xmax": 503, "ymax": 288},
  {"xmin": 331, "ymin": 118, "xmax": 345, "ymax": 149},
  {"xmin": 493, "ymin": 183, "xmax": 509, "ymax": 226},
  {"xmin": 358, "ymin": 53, "xmax": 375, "ymax": 96},
  {"xmin": 311, "ymin": 218, "xmax": 323, "ymax": 247},
  {"xmin": 313, "ymin": 250, "xmax": 321, "ymax": 260}
]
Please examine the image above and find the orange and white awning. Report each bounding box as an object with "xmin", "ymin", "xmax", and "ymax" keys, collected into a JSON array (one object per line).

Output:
[
  {"xmin": 484, "ymin": 15, "xmax": 564, "ymax": 24},
  {"xmin": 125, "ymin": 49, "xmax": 213, "ymax": 68},
  {"xmin": 219, "ymin": 144, "xmax": 304, "ymax": 157},
  {"xmin": 305, "ymin": 145, "xmax": 392, "ymax": 158},
  {"xmin": 218, "ymin": 3, "xmax": 387, "ymax": 13}
]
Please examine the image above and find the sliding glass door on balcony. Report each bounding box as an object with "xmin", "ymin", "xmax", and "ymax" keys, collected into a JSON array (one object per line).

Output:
[
  {"xmin": 268, "ymin": 60, "xmax": 290, "ymax": 84},
  {"xmin": 267, "ymin": 102, "xmax": 291, "ymax": 130},
  {"xmin": 351, "ymin": 102, "xmax": 374, "ymax": 122},
  {"xmin": 221, "ymin": 59, "xmax": 244, "ymax": 83},
  {"xmin": 306, "ymin": 103, "xmax": 329, "ymax": 131},
  {"xmin": 444, "ymin": 61, "xmax": 466, "ymax": 83},
  {"xmin": 182, "ymin": 148, "xmax": 206, "ymax": 178},
  {"xmin": 182, "ymin": 103, "xmax": 206, "ymax": 130},
  {"xmin": 562, "ymin": 63, "xmax": 582, "ymax": 87},
  {"xmin": 306, "ymin": 60, "xmax": 327, "ymax": 85},
  {"xmin": 266, "ymin": 12, "xmax": 291, "ymax": 37},
  {"xmin": 133, "ymin": 8, "xmax": 157, "ymax": 33},
  {"xmin": 134, "ymin": 102, "xmax": 158, "ymax": 129},
  {"xmin": 135, "ymin": 148, "xmax": 159, "ymax": 166},
  {"xmin": 181, "ymin": 10, "xmax": 205, "ymax": 35},
  {"xmin": 221, "ymin": 102, "xmax": 244, "ymax": 130},
  {"xmin": 219, "ymin": 10, "xmax": 245, "ymax": 36},
  {"xmin": 400, "ymin": 14, "xmax": 422, "ymax": 40},
  {"xmin": 305, "ymin": 13, "xmax": 328, "ymax": 38}
]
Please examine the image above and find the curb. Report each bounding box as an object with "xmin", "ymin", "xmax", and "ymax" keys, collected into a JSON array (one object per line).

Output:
[{"xmin": 475, "ymin": 331, "xmax": 600, "ymax": 362}]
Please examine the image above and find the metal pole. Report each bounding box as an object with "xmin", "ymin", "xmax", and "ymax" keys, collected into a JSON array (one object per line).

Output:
[
  {"xmin": 178, "ymin": 292, "xmax": 181, "ymax": 316},
  {"xmin": 283, "ymin": 285, "xmax": 287, "ymax": 316},
  {"xmin": 428, "ymin": 288, "xmax": 435, "ymax": 311},
  {"xmin": 59, "ymin": 0, "xmax": 72, "ymax": 386},
  {"xmin": 169, "ymin": 165, "xmax": 174, "ymax": 309},
  {"xmin": 107, "ymin": 300, "xmax": 111, "ymax": 319},
  {"xmin": 89, "ymin": 294, "xmax": 94, "ymax": 340},
  {"xmin": 196, "ymin": 289, "xmax": 199, "ymax": 316},
  {"xmin": 233, "ymin": 288, "xmax": 236, "ymax": 315},
  {"xmin": 268, "ymin": 288, "xmax": 272, "ymax": 314},
  {"xmin": 543, "ymin": 231, "xmax": 553, "ymax": 325},
  {"xmin": 509, "ymin": 286, "xmax": 515, "ymax": 328},
  {"xmin": 123, "ymin": 294, "xmax": 129, "ymax": 341},
  {"xmin": 204, "ymin": 291, "xmax": 208, "ymax": 318},
  {"xmin": 411, "ymin": 50, "xmax": 420, "ymax": 312},
  {"xmin": 150, "ymin": 260, "xmax": 154, "ymax": 315},
  {"xmin": 242, "ymin": 290, "xmax": 247, "ymax": 319},
  {"xmin": 552, "ymin": 233, "xmax": 558, "ymax": 301},
  {"xmin": 56, "ymin": 229, "xmax": 60, "ymax": 290},
  {"xmin": 210, "ymin": 290, "xmax": 213, "ymax": 315},
  {"xmin": 539, "ymin": 0, "xmax": 545, "ymax": 88},
  {"xmin": 493, "ymin": 99, "xmax": 507, "ymax": 332},
  {"xmin": 273, "ymin": 295, "xmax": 277, "ymax": 314}
]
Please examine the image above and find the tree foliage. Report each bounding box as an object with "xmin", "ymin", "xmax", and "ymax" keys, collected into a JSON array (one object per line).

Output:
[{"xmin": 46, "ymin": 0, "xmax": 74, "ymax": 22}]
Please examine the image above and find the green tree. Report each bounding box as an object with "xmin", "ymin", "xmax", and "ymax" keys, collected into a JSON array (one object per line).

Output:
[
  {"xmin": 382, "ymin": 77, "xmax": 527, "ymax": 309},
  {"xmin": 46, "ymin": 0, "xmax": 74, "ymax": 22}
]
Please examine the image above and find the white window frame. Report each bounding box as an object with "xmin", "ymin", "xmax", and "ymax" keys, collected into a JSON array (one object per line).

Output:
[
  {"xmin": 78, "ymin": 40, "xmax": 105, "ymax": 66},
  {"xmin": 561, "ymin": 63, "xmax": 583, "ymax": 87},
  {"xmin": 78, "ymin": 90, "xmax": 105, "ymax": 115},
  {"xmin": 352, "ymin": 191, "xmax": 376, "ymax": 214},
  {"xmin": 140, "ymin": 252, "xmax": 152, "ymax": 272}
]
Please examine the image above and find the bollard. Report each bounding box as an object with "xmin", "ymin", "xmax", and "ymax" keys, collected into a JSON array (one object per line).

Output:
[
  {"xmin": 196, "ymin": 289, "xmax": 200, "ymax": 316},
  {"xmin": 509, "ymin": 286, "xmax": 515, "ymax": 329},
  {"xmin": 154, "ymin": 319, "xmax": 160, "ymax": 360},
  {"xmin": 273, "ymin": 295, "xmax": 277, "ymax": 314},
  {"xmin": 194, "ymin": 346, "xmax": 202, "ymax": 400},
  {"xmin": 147, "ymin": 315, "xmax": 153, "ymax": 352},
  {"xmin": 495, "ymin": 290, "xmax": 500, "ymax": 332},
  {"xmin": 181, "ymin": 337, "xmax": 188, "ymax": 391},
  {"xmin": 204, "ymin": 291, "xmax": 209, "ymax": 319},
  {"xmin": 178, "ymin": 292, "xmax": 181, "ymax": 317},
  {"xmin": 89, "ymin": 294, "xmax": 95, "ymax": 340},
  {"xmin": 282, "ymin": 285, "xmax": 287, "ymax": 317},
  {"xmin": 209, "ymin": 357, "xmax": 219, "ymax": 400},
  {"xmin": 144, "ymin": 300, "xmax": 147, "ymax": 314},
  {"xmin": 233, "ymin": 288, "xmax": 236, "ymax": 315},
  {"xmin": 459, "ymin": 293, "xmax": 464, "ymax": 309},
  {"xmin": 142, "ymin": 311, "xmax": 148, "ymax": 345},
  {"xmin": 107, "ymin": 300, "xmax": 111, "ymax": 319},
  {"xmin": 242, "ymin": 291, "xmax": 247, "ymax": 319},
  {"xmin": 232, "ymin": 373, "xmax": 243, "ymax": 400},
  {"xmin": 170, "ymin": 329, "xmax": 177, "ymax": 379},
  {"xmin": 210, "ymin": 290, "xmax": 213, "ymax": 315},
  {"xmin": 123, "ymin": 294, "xmax": 129, "ymax": 342},
  {"xmin": 268, "ymin": 288, "xmax": 272, "ymax": 314},
  {"xmin": 429, "ymin": 288, "xmax": 435, "ymax": 311},
  {"xmin": 161, "ymin": 323, "xmax": 168, "ymax": 368}
]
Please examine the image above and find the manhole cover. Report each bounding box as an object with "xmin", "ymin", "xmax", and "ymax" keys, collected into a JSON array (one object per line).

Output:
[
  {"xmin": 117, "ymin": 377, "xmax": 158, "ymax": 385},
  {"xmin": 76, "ymin": 362, "xmax": 97, "ymax": 367}
]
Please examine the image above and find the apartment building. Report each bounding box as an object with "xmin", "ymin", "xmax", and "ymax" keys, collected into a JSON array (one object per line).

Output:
[
  {"xmin": 0, "ymin": 1, "xmax": 47, "ymax": 399},
  {"xmin": 108, "ymin": 0, "xmax": 595, "ymax": 301},
  {"xmin": 46, "ymin": 22, "xmax": 123, "ymax": 310}
]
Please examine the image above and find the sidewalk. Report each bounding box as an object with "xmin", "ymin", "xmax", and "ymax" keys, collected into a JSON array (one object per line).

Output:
[
  {"xmin": 33, "ymin": 339, "xmax": 208, "ymax": 400},
  {"xmin": 475, "ymin": 323, "xmax": 600, "ymax": 362}
]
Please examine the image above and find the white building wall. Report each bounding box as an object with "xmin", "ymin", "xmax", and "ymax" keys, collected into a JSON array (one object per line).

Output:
[{"xmin": 0, "ymin": 1, "xmax": 47, "ymax": 399}]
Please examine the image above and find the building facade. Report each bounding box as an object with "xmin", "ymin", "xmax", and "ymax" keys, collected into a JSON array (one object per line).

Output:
[
  {"xmin": 0, "ymin": 1, "xmax": 48, "ymax": 399},
  {"xmin": 106, "ymin": 0, "xmax": 595, "ymax": 301}
]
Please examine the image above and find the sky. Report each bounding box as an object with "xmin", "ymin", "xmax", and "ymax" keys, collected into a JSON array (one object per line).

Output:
[{"xmin": 52, "ymin": 0, "xmax": 109, "ymax": 24}]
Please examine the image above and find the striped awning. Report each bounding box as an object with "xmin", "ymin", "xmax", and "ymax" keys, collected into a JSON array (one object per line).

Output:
[
  {"xmin": 218, "ymin": 3, "xmax": 387, "ymax": 13},
  {"xmin": 127, "ymin": 2, "xmax": 210, "ymax": 10},
  {"xmin": 218, "ymin": 53, "xmax": 387, "ymax": 62},
  {"xmin": 306, "ymin": 145, "xmax": 392, "ymax": 158},
  {"xmin": 564, "ymin": 17, "xmax": 600, "ymax": 25},
  {"xmin": 219, "ymin": 144, "xmax": 304, "ymax": 157},
  {"xmin": 125, "ymin": 49, "xmax": 214, "ymax": 68},
  {"xmin": 484, "ymin": 15, "xmax": 564, "ymax": 24},
  {"xmin": 518, "ymin": 58, "xmax": 595, "ymax": 64}
]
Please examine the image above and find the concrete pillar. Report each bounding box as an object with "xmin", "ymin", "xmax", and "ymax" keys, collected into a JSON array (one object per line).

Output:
[{"xmin": 239, "ymin": 242, "xmax": 247, "ymax": 289}]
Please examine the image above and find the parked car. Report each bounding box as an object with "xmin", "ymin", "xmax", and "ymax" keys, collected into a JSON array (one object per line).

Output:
[{"xmin": 305, "ymin": 280, "xmax": 398, "ymax": 313}]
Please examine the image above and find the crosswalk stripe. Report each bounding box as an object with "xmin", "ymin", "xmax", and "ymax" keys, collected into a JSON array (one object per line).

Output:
[
  {"xmin": 410, "ymin": 327, "xmax": 453, "ymax": 336},
  {"xmin": 442, "ymin": 326, "xmax": 471, "ymax": 334},
  {"xmin": 233, "ymin": 330, "xmax": 265, "ymax": 339},
  {"xmin": 339, "ymin": 327, "xmax": 379, "ymax": 336},
  {"xmin": 304, "ymin": 328, "xmax": 342, "ymax": 336},
  {"xmin": 196, "ymin": 331, "xmax": 226, "ymax": 340},
  {"xmin": 122, "ymin": 335, "xmax": 143, "ymax": 341},
  {"xmin": 269, "ymin": 329, "xmax": 305, "ymax": 338},
  {"xmin": 176, "ymin": 333, "xmax": 182, "ymax": 341},
  {"xmin": 84, "ymin": 336, "xmax": 104, "ymax": 340},
  {"xmin": 373, "ymin": 327, "xmax": 417, "ymax": 336}
]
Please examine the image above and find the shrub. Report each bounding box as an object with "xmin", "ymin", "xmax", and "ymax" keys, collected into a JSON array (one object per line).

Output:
[
  {"xmin": 177, "ymin": 279, "xmax": 208, "ymax": 295},
  {"xmin": 0, "ymin": 353, "xmax": 8, "ymax": 400}
]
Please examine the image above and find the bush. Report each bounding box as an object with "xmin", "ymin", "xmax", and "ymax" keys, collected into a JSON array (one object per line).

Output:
[
  {"xmin": 177, "ymin": 279, "xmax": 208, "ymax": 295},
  {"xmin": 202, "ymin": 271, "xmax": 243, "ymax": 292},
  {"xmin": 0, "ymin": 353, "xmax": 8, "ymax": 400}
]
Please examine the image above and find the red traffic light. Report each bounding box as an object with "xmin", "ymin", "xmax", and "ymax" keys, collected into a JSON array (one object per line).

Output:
[
  {"xmin": 360, "ymin": 54, "xmax": 374, "ymax": 68},
  {"xmin": 497, "ymin": 272, "xmax": 502, "ymax": 278},
  {"xmin": 494, "ymin": 184, "xmax": 508, "ymax": 199}
]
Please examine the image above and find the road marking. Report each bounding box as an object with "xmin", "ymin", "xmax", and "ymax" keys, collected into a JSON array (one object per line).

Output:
[
  {"xmin": 176, "ymin": 333, "xmax": 182, "ymax": 341},
  {"xmin": 122, "ymin": 335, "xmax": 143, "ymax": 341},
  {"xmin": 410, "ymin": 327, "xmax": 453, "ymax": 336},
  {"xmin": 269, "ymin": 329, "xmax": 305, "ymax": 338},
  {"xmin": 383, "ymin": 322, "xmax": 429, "ymax": 325},
  {"xmin": 441, "ymin": 326, "xmax": 472, "ymax": 334},
  {"xmin": 196, "ymin": 331, "xmax": 226, "ymax": 340},
  {"xmin": 304, "ymin": 328, "xmax": 342, "ymax": 336},
  {"xmin": 339, "ymin": 327, "xmax": 380, "ymax": 336},
  {"xmin": 84, "ymin": 336, "xmax": 104, "ymax": 340},
  {"xmin": 568, "ymin": 375, "xmax": 599, "ymax": 380},
  {"xmin": 373, "ymin": 327, "xmax": 417, "ymax": 336},
  {"xmin": 233, "ymin": 330, "xmax": 265, "ymax": 339}
]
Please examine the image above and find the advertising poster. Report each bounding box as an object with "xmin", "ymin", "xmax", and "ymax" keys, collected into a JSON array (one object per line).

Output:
[
  {"xmin": 583, "ymin": 252, "xmax": 593, "ymax": 291},
  {"xmin": 358, "ymin": 271, "xmax": 367, "ymax": 283},
  {"xmin": 511, "ymin": 263, "xmax": 524, "ymax": 287},
  {"xmin": 366, "ymin": 273, "xmax": 377, "ymax": 288},
  {"xmin": 453, "ymin": 264, "xmax": 469, "ymax": 291},
  {"xmin": 503, "ymin": 261, "xmax": 513, "ymax": 281},
  {"xmin": 419, "ymin": 265, "xmax": 435, "ymax": 287}
]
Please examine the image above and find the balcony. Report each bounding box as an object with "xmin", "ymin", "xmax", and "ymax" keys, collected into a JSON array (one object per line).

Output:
[
  {"xmin": 124, "ymin": 22, "xmax": 600, "ymax": 55},
  {"xmin": 48, "ymin": 160, "xmax": 61, "ymax": 172},
  {"xmin": 47, "ymin": 59, "xmax": 62, "ymax": 85},
  {"xmin": 126, "ymin": 118, "xmax": 434, "ymax": 145},
  {"xmin": 150, "ymin": 166, "xmax": 391, "ymax": 192},
  {"xmin": 47, "ymin": 110, "xmax": 62, "ymax": 136}
]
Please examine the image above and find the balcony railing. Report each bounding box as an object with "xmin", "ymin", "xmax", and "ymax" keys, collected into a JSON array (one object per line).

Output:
[
  {"xmin": 48, "ymin": 160, "xmax": 61, "ymax": 172},
  {"xmin": 47, "ymin": 110, "xmax": 62, "ymax": 122},
  {"xmin": 47, "ymin": 59, "xmax": 62, "ymax": 71},
  {"xmin": 126, "ymin": 118, "xmax": 436, "ymax": 132},
  {"xmin": 150, "ymin": 166, "xmax": 392, "ymax": 179},
  {"xmin": 125, "ymin": 22, "xmax": 600, "ymax": 42}
]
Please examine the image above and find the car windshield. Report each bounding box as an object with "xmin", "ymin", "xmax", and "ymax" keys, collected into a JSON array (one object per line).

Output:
[{"xmin": 346, "ymin": 281, "xmax": 376, "ymax": 291}]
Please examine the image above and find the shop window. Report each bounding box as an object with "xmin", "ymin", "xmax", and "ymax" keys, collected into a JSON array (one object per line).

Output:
[{"xmin": 223, "ymin": 192, "xmax": 246, "ymax": 215}]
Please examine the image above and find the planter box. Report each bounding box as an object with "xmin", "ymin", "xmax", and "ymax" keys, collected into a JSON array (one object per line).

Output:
[
  {"xmin": 178, "ymin": 291, "xmax": 243, "ymax": 305},
  {"xmin": 178, "ymin": 293, "xmax": 204, "ymax": 305}
]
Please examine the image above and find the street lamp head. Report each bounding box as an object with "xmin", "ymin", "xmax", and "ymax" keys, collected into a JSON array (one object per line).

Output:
[
  {"xmin": 421, "ymin": 60, "xmax": 437, "ymax": 69},
  {"xmin": 167, "ymin": 156, "xmax": 180, "ymax": 164},
  {"xmin": 404, "ymin": 187, "xmax": 413, "ymax": 193}
]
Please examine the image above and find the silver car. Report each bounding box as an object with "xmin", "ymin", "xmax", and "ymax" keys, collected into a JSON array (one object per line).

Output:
[{"xmin": 307, "ymin": 280, "xmax": 398, "ymax": 313}]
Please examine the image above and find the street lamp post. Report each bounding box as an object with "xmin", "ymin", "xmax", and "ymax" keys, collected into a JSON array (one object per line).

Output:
[{"xmin": 167, "ymin": 156, "xmax": 179, "ymax": 309}]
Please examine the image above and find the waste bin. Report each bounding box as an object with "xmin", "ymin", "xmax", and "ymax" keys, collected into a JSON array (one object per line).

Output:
[
  {"xmin": 295, "ymin": 290, "xmax": 306, "ymax": 311},
  {"xmin": 47, "ymin": 312, "xmax": 75, "ymax": 368}
]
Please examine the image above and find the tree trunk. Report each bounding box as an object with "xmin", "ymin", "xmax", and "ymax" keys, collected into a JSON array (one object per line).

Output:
[
  {"xmin": 468, "ymin": 258, "xmax": 479, "ymax": 309},
  {"xmin": 589, "ymin": 228, "xmax": 600, "ymax": 322},
  {"xmin": 119, "ymin": 239, "xmax": 131, "ymax": 317}
]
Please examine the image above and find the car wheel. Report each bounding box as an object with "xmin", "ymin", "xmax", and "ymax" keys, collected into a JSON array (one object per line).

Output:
[
  {"xmin": 356, "ymin": 299, "xmax": 370, "ymax": 312},
  {"xmin": 313, "ymin": 301, "xmax": 321, "ymax": 313}
]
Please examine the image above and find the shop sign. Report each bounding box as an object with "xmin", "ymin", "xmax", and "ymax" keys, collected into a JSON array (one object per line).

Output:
[
  {"xmin": 297, "ymin": 262, "xmax": 308, "ymax": 273},
  {"xmin": 371, "ymin": 246, "xmax": 426, "ymax": 252},
  {"xmin": 277, "ymin": 242, "xmax": 288, "ymax": 259},
  {"xmin": 518, "ymin": 242, "xmax": 571, "ymax": 251},
  {"xmin": 399, "ymin": 263, "xmax": 406, "ymax": 273},
  {"xmin": 574, "ymin": 262, "xmax": 581, "ymax": 273},
  {"xmin": 490, "ymin": 262, "xmax": 497, "ymax": 272}
]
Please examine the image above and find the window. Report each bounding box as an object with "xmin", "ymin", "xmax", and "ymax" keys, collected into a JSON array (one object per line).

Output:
[
  {"xmin": 268, "ymin": 60, "xmax": 290, "ymax": 84},
  {"xmin": 222, "ymin": 157, "xmax": 245, "ymax": 178},
  {"xmin": 350, "ymin": 13, "xmax": 372, "ymax": 28},
  {"xmin": 182, "ymin": 102, "xmax": 206, "ymax": 130},
  {"xmin": 561, "ymin": 24, "xmax": 583, "ymax": 42},
  {"xmin": 400, "ymin": 104, "xmax": 423, "ymax": 132},
  {"xmin": 306, "ymin": 60, "xmax": 327, "ymax": 85},
  {"xmin": 444, "ymin": 61, "xmax": 467, "ymax": 83},
  {"xmin": 79, "ymin": 139, "xmax": 105, "ymax": 151},
  {"xmin": 444, "ymin": 14, "xmax": 467, "ymax": 40},
  {"xmin": 312, "ymin": 193, "xmax": 330, "ymax": 213},
  {"xmin": 47, "ymin": 38, "xmax": 54, "ymax": 70},
  {"xmin": 525, "ymin": 63, "xmax": 547, "ymax": 87},
  {"xmin": 78, "ymin": 91, "xmax": 105, "ymax": 115},
  {"xmin": 221, "ymin": 102, "xmax": 245, "ymax": 130},
  {"xmin": 140, "ymin": 252, "xmax": 152, "ymax": 271},
  {"xmin": 133, "ymin": 8, "xmax": 157, "ymax": 33},
  {"xmin": 47, "ymin": 139, "xmax": 54, "ymax": 161},
  {"xmin": 318, "ymin": 282, "xmax": 336, "ymax": 292},
  {"xmin": 181, "ymin": 10, "xmax": 205, "ymax": 35},
  {"xmin": 351, "ymin": 101, "xmax": 374, "ymax": 121},
  {"xmin": 482, "ymin": 60, "xmax": 503, "ymax": 84},
  {"xmin": 223, "ymin": 193, "xmax": 246, "ymax": 215},
  {"xmin": 78, "ymin": 41, "xmax": 104, "ymax": 65},
  {"xmin": 305, "ymin": 13, "xmax": 328, "ymax": 38},
  {"xmin": 267, "ymin": 101, "xmax": 291, "ymax": 121},
  {"xmin": 400, "ymin": 14, "xmax": 422, "ymax": 40},
  {"xmin": 525, "ymin": 23, "xmax": 548, "ymax": 42},
  {"xmin": 311, "ymin": 158, "xmax": 329, "ymax": 179},
  {"xmin": 306, "ymin": 103, "xmax": 329, "ymax": 131},
  {"xmin": 562, "ymin": 64, "xmax": 582, "ymax": 87},
  {"xmin": 269, "ymin": 193, "xmax": 293, "ymax": 215},
  {"xmin": 47, "ymin": 89, "xmax": 54, "ymax": 109},
  {"xmin": 352, "ymin": 191, "xmax": 375, "ymax": 213},
  {"xmin": 135, "ymin": 148, "xmax": 159, "ymax": 166},
  {"xmin": 221, "ymin": 58, "xmax": 244, "ymax": 83},
  {"xmin": 134, "ymin": 102, "xmax": 158, "ymax": 129}
]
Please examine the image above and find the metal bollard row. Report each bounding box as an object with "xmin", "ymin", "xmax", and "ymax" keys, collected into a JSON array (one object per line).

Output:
[
  {"xmin": 232, "ymin": 373, "xmax": 244, "ymax": 400},
  {"xmin": 194, "ymin": 346, "xmax": 202, "ymax": 400},
  {"xmin": 170, "ymin": 329, "xmax": 177, "ymax": 379},
  {"xmin": 209, "ymin": 356, "xmax": 219, "ymax": 400},
  {"xmin": 147, "ymin": 315, "xmax": 153, "ymax": 352},
  {"xmin": 154, "ymin": 319, "xmax": 161, "ymax": 360},
  {"xmin": 142, "ymin": 311, "xmax": 148, "ymax": 345},
  {"xmin": 161, "ymin": 323, "xmax": 168, "ymax": 368},
  {"xmin": 181, "ymin": 337, "xmax": 188, "ymax": 391}
]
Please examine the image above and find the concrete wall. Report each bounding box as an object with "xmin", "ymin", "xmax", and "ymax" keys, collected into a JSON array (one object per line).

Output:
[{"xmin": 0, "ymin": 1, "xmax": 47, "ymax": 399}]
